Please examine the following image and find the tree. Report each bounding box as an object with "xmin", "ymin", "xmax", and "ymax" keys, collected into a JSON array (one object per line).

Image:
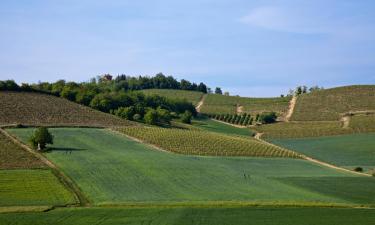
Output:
[
  {"xmin": 215, "ymin": 87, "xmax": 222, "ymax": 95},
  {"xmin": 181, "ymin": 110, "xmax": 192, "ymax": 124},
  {"xmin": 258, "ymin": 112, "xmax": 277, "ymax": 124},
  {"xmin": 114, "ymin": 106, "xmax": 135, "ymax": 120},
  {"xmin": 156, "ymin": 107, "xmax": 172, "ymax": 124},
  {"xmin": 29, "ymin": 127, "xmax": 54, "ymax": 151},
  {"xmin": 144, "ymin": 109, "xmax": 158, "ymax": 125}
]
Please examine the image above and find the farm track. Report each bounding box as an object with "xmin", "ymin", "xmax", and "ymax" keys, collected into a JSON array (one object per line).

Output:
[
  {"xmin": 255, "ymin": 132, "xmax": 371, "ymax": 177},
  {"xmin": 195, "ymin": 94, "xmax": 206, "ymax": 112},
  {"xmin": 285, "ymin": 96, "xmax": 297, "ymax": 122},
  {"xmin": 0, "ymin": 128, "xmax": 91, "ymax": 206}
]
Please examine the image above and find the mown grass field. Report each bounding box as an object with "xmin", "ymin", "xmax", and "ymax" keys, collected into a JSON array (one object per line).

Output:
[
  {"xmin": 0, "ymin": 169, "xmax": 77, "ymax": 207},
  {"xmin": 270, "ymin": 133, "xmax": 375, "ymax": 172},
  {"xmin": 291, "ymin": 85, "xmax": 375, "ymax": 121},
  {"xmin": 0, "ymin": 131, "xmax": 45, "ymax": 169},
  {"xmin": 8, "ymin": 128, "xmax": 372, "ymax": 206},
  {"xmin": 1, "ymin": 207, "xmax": 375, "ymax": 225},
  {"xmin": 0, "ymin": 91, "xmax": 132, "ymax": 127},
  {"xmin": 140, "ymin": 89, "xmax": 204, "ymax": 105},
  {"xmin": 191, "ymin": 117, "xmax": 253, "ymax": 137},
  {"xmin": 200, "ymin": 94, "xmax": 291, "ymax": 115},
  {"xmin": 118, "ymin": 126, "xmax": 298, "ymax": 157}
]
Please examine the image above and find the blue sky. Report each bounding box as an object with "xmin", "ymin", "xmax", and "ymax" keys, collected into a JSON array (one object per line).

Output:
[{"xmin": 1, "ymin": 0, "xmax": 374, "ymax": 97}]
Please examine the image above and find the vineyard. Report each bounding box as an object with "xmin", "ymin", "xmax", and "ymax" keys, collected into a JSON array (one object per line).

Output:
[
  {"xmin": 117, "ymin": 126, "xmax": 300, "ymax": 158},
  {"xmin": 253, "ymin": 121, "xmax": 353, "ymax": 139},
  {"xmin": 140, "ymin": 89, "xmax": 204, "ymax": 105},
  {"xmin": 0, "ymin": 130, "xmax": 46, "ymax": 169},
  {"xmin": 207, "ymin": 113, "xmax": 253, "ymax": 126},
  {"xmin": 0, "ymin": 91, "xmax": 133, "ymax": 127},
  {"xmin": 200, "ymin": 94, "xmax": 291, "ymax": 116},
  {"xmin": 291, "ymin": 85, "xmax": 375, "ymax": 121},
  {"xmin": 349, "ymin": 114, "xmax": 375, "ymax": 132}
]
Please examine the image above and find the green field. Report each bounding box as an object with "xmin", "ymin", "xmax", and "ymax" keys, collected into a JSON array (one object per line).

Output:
[
  {"xmin": 8, "ymin": 128, "xmax": 374, "ymax": 206},
  {"xmin": 0, "ymin": 169, "xmax": 76, "ymax": 207},
  {"xmin": 118, "ymin": 126, "xmax": 298, "ymax": 157},
  {"xmin": 200, "ymin": 94, "xmax": 291, "ymax": 115},
  {"xmin": 291, "ymin": 85, "xmax": 375, "ymax": 121},
  {"xmin": 270, "ymin": 133, "xmax": 375, "ymax": 172},
  {"xmin": 192, "ymin": 117, "xmax": 253, "ymax": 137},
  {"xmin": 140, "ymin": 89, "xmax": 204, "ymax": 105},
  {"xmin": 0, "ymin": 130, "xmax": 45, "ymax": 169},
  {"xmin": 0, "ymin": 91, "xmax": 132, "ymax": 127},
  {"xmin": 1, "ymin": 207, "xmax": 375, "ymax": 225}
]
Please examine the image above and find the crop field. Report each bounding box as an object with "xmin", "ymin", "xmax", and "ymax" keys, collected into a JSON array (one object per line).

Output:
[
  {"xmin": 8, "ymin": 128, "xmax": 373, "ymax": 206},
  {"xmin": 0, "ymin": 130, "xmax": 45, "ymax": 169},
  {"xmin": 349, "ymin": 114, "xmax": 375, "ymax": 132},
  {"xmin": 0, "ymin": 169, "xmax": 77, "ymax": 207},
  {"xmin": 200, "ymin": 94, "xmax": 291, "ymax": 115},
  {"xmin": 270, "ymin": 133, "xmax": 375, "ymax": 172},
  {"xmin": 0, "ymin": 91, "xmax": 133, "ymax": 127},
  {"xmin": 253, "ymin": 121, "xmax": 353, "ymax": 139},
  {"xmin": 291, "ymin": 85, "xmax": 375, "ymax": 121},
  {"xmin": 1, "ymin": 207, "xmax": 375, "ymax": 225},
  {"xmin": 118, "ymin": 126, "xmax": 298, "ymax": 157},
  {"xmin": 140, "ymin": 89, "xmax": 204, "ymax": 105},
  {"xmin": 191, "ymin": 117, "xmax": 253, "ymax": 137}
]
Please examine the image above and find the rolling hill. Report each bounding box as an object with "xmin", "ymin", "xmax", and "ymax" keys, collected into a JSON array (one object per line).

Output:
[
  {"xmin": 140, "ymin": 89, "xmax": 204, "ymax": 105},
  {"xmin": 0, "ymin": 92, "xmax": 133, "ymax": 127}
]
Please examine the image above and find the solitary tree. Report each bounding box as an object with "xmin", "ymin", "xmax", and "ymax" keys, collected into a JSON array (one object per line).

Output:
[
  {"xmin": 181, "ymin": 110, "xmax": 192, "ymax": 124},
  {"xmin": 29, "ymin": 127, "xmax": 54, "ymax": 151},
  {"xmin": 215, "ymin": 87, "xmax": 223, "ymax": 95}
]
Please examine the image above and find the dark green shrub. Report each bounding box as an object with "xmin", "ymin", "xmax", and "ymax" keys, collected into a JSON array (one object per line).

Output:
[{"xmin": 354, "ymin": 167, "xmax": 363, "ymax": 172}]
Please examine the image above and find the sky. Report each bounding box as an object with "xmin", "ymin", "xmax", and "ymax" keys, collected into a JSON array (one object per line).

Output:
[{"xmin": 0, "ymin": 0, "xmax": 375, "ymax": 97}]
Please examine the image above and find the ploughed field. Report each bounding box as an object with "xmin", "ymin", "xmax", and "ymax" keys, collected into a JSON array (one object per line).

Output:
[
  {"xmin": 7, "ymin": 128, "xmax": 375, "ymax": 207},
  {"xmin": 1, "ymin": 207, "xmax": 375, "ymax": 225},
  {"xmin": 271, "ymin": 133, "xmax": 375, "ymax": 173},
  {"xmin": 0, "ymin": 91, "xmax": 132, "ymax": 127}
]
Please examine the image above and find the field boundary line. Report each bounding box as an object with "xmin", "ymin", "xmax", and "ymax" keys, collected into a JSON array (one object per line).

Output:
[
  {"xmin": 0, "ymin": 128, "xmax": 91, "ymax": 206},
  {"xmin": 285, "ymin": 95, "xmax": 297, "ymax": 122},
  {"xmin": 255, "ymin": 132, "xmax": 371, "ymax": 177},
  {"xmin": 211, "ymin": 118, "xmax": 247, "ymax": 128},
  {"xmin": 195, "ymin": 94, "xmax": 206, "ymax": 112}
]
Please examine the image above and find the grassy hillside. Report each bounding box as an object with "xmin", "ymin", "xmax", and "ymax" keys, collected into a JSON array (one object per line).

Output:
[
  {"xmin": 191, "ymin": 117, "xmax": 253, "ymax": 137},
  {"xmin": 349, "ymin": 114, "xmax": 375, "ymax": 131},
  {"xmin": 0, "ymin": 131, "xmax": 45, "ymax": 169},
  {"xmin": 0, "ymin": 170, "xmax": 77, "ymax": 207},
  {"xmin": 291, "ymin": 85, "xmax": 375, "ymax": 121},
  {"xmin": 271, "ymin": 133, "xmax": 375, "ymax": 173},
  {"xmin": 118, "ymin": 126, "xmax": 298, "ymax": 157},
  {"xmin": 0, "ymin": 92, "xmax": 133, "ymax": 127},
  {"xmin": 1, "ymin": 207, "xmax": 375, "ymax": 225},
  {"xmin": 9, "ymin": 128, "xmax": 372, "ymax": 206},
  {"xmin": 140, "ymin": 89, "xmax": 204, "ymax": 105},
  {"xmin": 200, "ymin": 94, "xmax": 291, "ymax": 116}
]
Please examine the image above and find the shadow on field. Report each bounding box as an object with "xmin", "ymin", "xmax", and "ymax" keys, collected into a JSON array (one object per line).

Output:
[{"xmin": 47, "ymin": 147, "xmax": 87, "ymax": 153}]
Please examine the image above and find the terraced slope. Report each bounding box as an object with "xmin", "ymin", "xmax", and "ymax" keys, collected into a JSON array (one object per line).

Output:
[
  {"xmin": 118, "ymin": 126, "xmax": 299, "ymax": 157},
  {"xmin": 140, "ymin": 89, "xmax": 204, "ymax": 105},
  {"xmin": 200, "ymin": 94, "xmax": 291, "ymax": 116},
  {"xmin": 291, "ymin": 85, "xmax": 375, "ymax": 121},
  {"xmin": 0, "ymin": 91, "xmax": 132, "ymax": 127},
  {"xmin": 10, "ymin": 128, "xmax": 374, "ymax": 206}
]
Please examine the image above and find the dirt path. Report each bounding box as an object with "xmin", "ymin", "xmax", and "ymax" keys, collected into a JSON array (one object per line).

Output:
[
  {"xmin": 196, "ymin": 94, "xmax": 206, "ymax": 112},
  {"xmin": 341, "ymin": 116, "xmax": 351, "ymax": 128},
  {"xmin": 236, "ymin": 105, "xmax": 244, "ymax": 114},
  {"xmin": 254, "ymin": 132, "xmax": 371, "ymax": 177},
  {"xmin": 285, "ymin": 96, "xmax": 297, "ymax": 122},
  {"xmin": 0, "ymin": 128, "xmax": 90, "ymax": 206}
]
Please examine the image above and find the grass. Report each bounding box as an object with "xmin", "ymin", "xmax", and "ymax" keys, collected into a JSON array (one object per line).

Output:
[
  {"xmin": 200, "ymin": 94, "xmax": 291, "ymax": 116},
  {"xmin": 7, "ymin": 128, "xmax": 369, "ymax": 206},
  {"xmin": 350, "ymin": 114, "xmax": 375, "ymax": 132},
  {"xmin": 0, "ymin": 131, "xmax": 45, "ymax": 169},
  {"xmin": 270, "ymin": 133, "xmax": 375, "ymax": 172},
  {"xmin": 140, "ymin": 89, "xmax": 204, "ymax": 105},
  {"xmin": 253, "ymin": 121, "xmax": 352, "ymax": 139},
  {"xmin": 191, "ymin": 117, "xmax": 253, "ymax": 137},
  {"xmin": 1, "ymin": 207, "xmax": 375, "ymax": 225},
  {"xmin": 0, "ymin": 91, "xmax": 133, "ymax": 127},
  {"xmin": 0, "ymin": 169, "xmax": 77, "ymax": 207},
  {"xmin": 291, "ymin": 85, "xmax": 375, "ymax": 121},
  {"xmin": 117, "ymin": 126, "xmax": 299, "ymax": 157}
]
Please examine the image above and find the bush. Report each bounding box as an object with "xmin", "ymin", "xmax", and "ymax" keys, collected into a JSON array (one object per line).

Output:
[
  {"xmin": 144, "ymin": 109, "xmax": 158, "ymax": 125},
  {"xmin": 181, "ymin": 111, "xmax": 192, "ymax": 124},
  {"xmin": 29, "ymin": 127, "xmax": 54, "ymax": 151},
  {"xmin": 133, "ymin": 114, "xmax": 141, "ymax": 121},
  {"xmin": 258, "ymin": 112, "xmax": 277, "ymax": 124},
  {"xmin": 354, "ymin": 167, "xmax": 363, "ymax": 172},
  {"xmin": 114, "ymin": 106, "xmax": 135, "ymax": 120}
]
